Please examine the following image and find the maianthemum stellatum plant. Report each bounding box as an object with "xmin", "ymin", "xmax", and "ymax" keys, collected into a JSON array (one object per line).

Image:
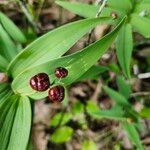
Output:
[{"xmin": 0, "ymin": 0, "xmax": 149, "ymax": 149}]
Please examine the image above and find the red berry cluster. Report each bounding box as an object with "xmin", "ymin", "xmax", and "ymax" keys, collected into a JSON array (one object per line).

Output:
[{"xmin": 30, "ymin": 67, "xmax": 68, "ymax": 102}]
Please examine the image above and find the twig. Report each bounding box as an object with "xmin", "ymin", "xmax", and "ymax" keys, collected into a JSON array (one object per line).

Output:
[
  {"xmin": 86, "ymin": 0, "xmax": 108, "ymax": 45},
  {"xmin": 138, "ymin": 72, "xmax": 150, "ymax": 79},
  {"xmin": 91, "ymin": 79, "xmax": 103, "ymax": 102},
  {"xmin": 131, "ymin": 92, "xmax": 150, "ymax": 97},
  {"xmin": 95, "ymin": 0, "xmax": 103, "ymax": 5},
  {"xmin": 96, "ymin": 0, "xmax": 107, "ymax": 17}
]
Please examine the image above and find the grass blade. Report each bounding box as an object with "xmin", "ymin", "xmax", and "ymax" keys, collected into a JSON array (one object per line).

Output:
[
  {"xmin": 122, "ymin": 122, "xmax": 144, "ymax": 150},
  {"xmin": 131, "ymin": 14, "xmax": 150, "ymax": 38},
  {"xmin": 0, "ymin": 54, "xmax": 9, "ymax": 72},
  {"xmin": 7, "ymin": 96, "xmax": 31, "ymax": 150},
  {"xmin": 0, "ymin": 95, "xmax": 19, "ymax": 150},
  {"xmin": 0, "ymin": 12, "xmax": 26, "ymax": 43},
  {"xmin": 117, "ymin": 76, "xmax": 131, "ymax": 99},
  {"xmin": 103, "ymin": 86, "xmax": 130, "ymax": 106},
  {"xmin": 116, "ymin": 23, "xmax": 133, "ymax": 79},
  {"xmin": 0, "ymin": 24, "xmax": 17, "ymax": 61}
]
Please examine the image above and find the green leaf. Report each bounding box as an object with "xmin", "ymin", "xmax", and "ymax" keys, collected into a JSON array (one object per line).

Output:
[
  {"xmin": 7, "ymin": 96, "xmax": 31, "ymax": 150},
  {"xmin": 117, "ymin": 76, "xmax": 131, "ymax": 99},
  {"xmin": 92, "ymin": 105, "xmax": 126, "ymax": 121},
  {"xmin": 140, "ymin": 107, "xmax": 150, "ymax": 118},
  {"xmin": 12, "ymin": 17, "xmax": 126, "ymax": 99},
  {"xmin": 0, "ymin": 95, "xmax": 31, "ymax": 150},
  {"xmin": 0, "ymin": 54, "xmax": 9, "ymax": 72},
  {"xmin": 78, "ymin": 65, "xmax": 108, "ymax": 81},
  {"xmin": 0, "ymin": 24, "xmax": 17, "ymax": 61},
  {"xmin": 51, "ymin": 113, "xmax": 72, "ymax": 127},
  {"xmin": 0, "ymin": 95, "xmax": 19, "ymax": 150},
  {"xmin": 122, "ymin": 122, "xmax": 144, "ymax": 150},
  {"xmin": 51, "ymin": 126, "xmax": 73, "ymax": 143},
  {"xmin": 134, "ymin": 2, "xmax": 150, "ymax": 19},
  {"xmin": 72, "ymin": 101, "xmax": 84, "ymax": 115},
  {"xmin": 108, "ymin": 0, "xmax": 132, "ymax": 14},
  {"xmin": 8, "ymin": 17, "xmax": 112, "ymax": 78},
  {"xmin": 108, "ymin": 63, "xmax": 120, "ymax": 73},
  {"xmin": 0, "ymin": 83, "xmax": 13, "ymax": 103},
  {"xmin": 0, "ymin": 12, "xmax": 26, "ymax": 43},
  {"xmin": 116, "ymin": 23, "xmax": 133, "ymax": 79},
  {"xmin": 86, "ymin": 101, "xmax": 100, "ymax": 114},
  {"xmin": 56, "ymin": 1, "xmax": 125, "ymax": 19},
  {"xmin": 56, "ymin": 1, "xmax": 98, "ymax": 18},
  {"xmin": 82, "ymin": 140, "xmax": 96, "ymax": 150},
  {"xmin": 131, "ymin": 14, "xmax": 150, "ymax": 38},
  {"xmin": 103, "ymin": 86, "xmax": 130, "ymax": 106}
]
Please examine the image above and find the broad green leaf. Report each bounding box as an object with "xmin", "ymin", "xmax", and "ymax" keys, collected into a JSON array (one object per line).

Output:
[
  {"xmin": 82, "ymin": 140, "xmax": 96, "ymax": 150},
  {"xmin": 131, "ymin": 14, "xmax": 150, "ymax": 38},
  {"xmin": 56, "ymin": 1, "xmax": 98, "ymax": 18},
  {"xmin": 0, "ymin": 83, "xmax": 13, "ymax": 103},
  {"xmin": 0, "ymin": 95, "xmax": 31, "ymax": 150},
  {"xmin": 117, "ymin": 76, "xmax": 131, "ymax": 99},
  {"xmin": 27, "ymin": 138, "xmax": 33, "ymax": 150},
  {"xmin": 0, "ymin": 83, "xmax": 9, "ymax": 94},
  {"xmin": 0, "ymin": 12, "xmax": 26, "ymax": 43},
  {"xmin": 108, "ymin": 0, "xmax": 132, "ymax": 14},
  {"xmin": 56, "ymin": 1, "xmax": 125, "ymax": 19},
  {"xmin": 51, "ymin": 113, "xmax": 72, "ymax": 127},
  {"xmin": 12, "ymin": 17, "xmax": 126, "ymax": 99},
  {"xmin": 116, "ymin": 23, "xmax": 133, "ymax": 79},
  {"xmin": 103, "ymin": 86, "xmax": 130, "ymax": 106},
  {"xmin": 7, "ymin": 96, "xmax": 31, "ymax": 150},
  {"xmin": 0, "ymin": 95, "xmax": 19, "ymax": 150},
  {"xmin": 51, "ymin": 126, "xmax": 73, "ymax": 143},
  {"xmin": 140, "ymin": 107, "xmax": 150, "ymax": 118},
  {"xmin": 0, "ymin": 24, "xmax": 17, "ymax": 61},
  {"xmin": 78, "ymin": 65, "xmax": 108, "ymax": 81},
  {"xmin": 0, "ymin": 54, "xmax": 9, "ymax": 72},
  {"xmin": 92, "ymin": 105, "xmax": 126, "ymax": 121},
  {"xmin": 134, "ymin": 2, "xmax": 150, "ymax": 19},
  {"xmin": 8, "ymin": 17, "xmax": 112, "ymax": 78},
  {"xmin": 122, "ymin": 122, "xmax": 144, "ymax": 150}
]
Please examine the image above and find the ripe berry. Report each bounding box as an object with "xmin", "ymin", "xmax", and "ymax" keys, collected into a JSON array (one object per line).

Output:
[
  {"xmin": 30, "ymin": 73, "xmax": 50, "ymax": 91},
  {"xmin": 55, "ymin": 67, "xmax": 68, "ymax": 78},
  {"xmin": 48, "ymin": 85, "xmax": 65, "ymax": 102},
  {"xmin": 110, "ymin": 12, "xmax": 118, "ymax": 19}
]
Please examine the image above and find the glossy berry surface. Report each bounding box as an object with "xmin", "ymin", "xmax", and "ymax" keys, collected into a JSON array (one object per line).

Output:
[
  {"xmin": 30, "ymin": 73, "xmax": 50, "ymax": 91},
  {"xmin": 110, "ymin": 12, "xmax": 118, "ymax": 19},
  {"xmin": 55, "ymin": 67, "xmax": 68, "ymax": 78},
  {"xmin": 48, "ymin": 85, "xmax": 65, "ymax": 102}
]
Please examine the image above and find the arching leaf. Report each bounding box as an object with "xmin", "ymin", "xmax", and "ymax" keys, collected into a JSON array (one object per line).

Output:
[
  {"xmin": 11, "ymin": 17, "xmax": 126, "ymax": 100},
  {"xmin": 0, "ymin": 12, "xmax": 26, "ymax": 43},
  {"xmin": 8, "ymin": 17, "xmax": 112, "ymax": 78}
]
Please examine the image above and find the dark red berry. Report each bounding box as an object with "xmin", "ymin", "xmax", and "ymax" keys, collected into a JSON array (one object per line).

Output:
[
  {"xmin": 110, "ymin": 12, "xmax": 118, "ymax": 19},
  {"xmin": 55, "ymin": 67, "xmax": 68, "ymax": 78},
  {"xmin": 48, "ymin": 85, "xmax": 65, "ymax": 102},
  {"xmin": 30, "ymin": 73, "xmax": 50, "ymax": 91}
]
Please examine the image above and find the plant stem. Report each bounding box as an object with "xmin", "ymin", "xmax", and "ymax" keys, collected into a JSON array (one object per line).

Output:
[
  {"xmin": 18, "ymin": 1, "xmax": 40, "ymax": 32},
  {"xmin": 86, "ymin": 0, "xmax": 108, "ymax": 45}
]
